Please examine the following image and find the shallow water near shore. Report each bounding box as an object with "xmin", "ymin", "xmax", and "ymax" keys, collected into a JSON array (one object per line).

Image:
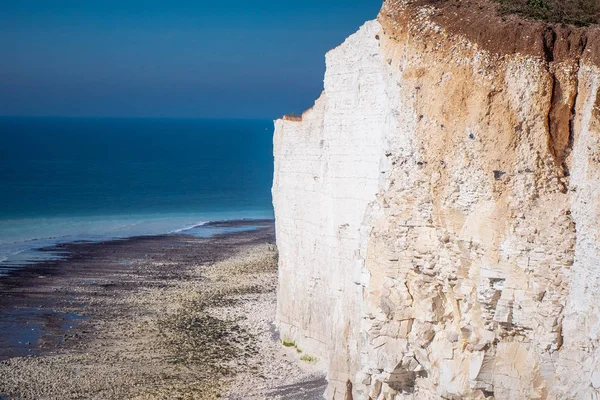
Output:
[
  {"xmin": 0, "ymin": 305, "xmax": 88, "ymax": 360},
  {"xmin": 0, "ymin": 216, "xmax": 274, "ymax": 275}
]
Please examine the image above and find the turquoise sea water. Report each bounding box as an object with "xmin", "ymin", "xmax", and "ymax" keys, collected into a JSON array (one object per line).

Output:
[{"xmin": 0, "ymin": 117, "xmax": 274, "ymax": 272}]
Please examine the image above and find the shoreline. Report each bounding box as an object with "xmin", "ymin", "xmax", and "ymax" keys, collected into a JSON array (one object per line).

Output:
[
  {"xmin": 0, "ymin": 215, "xmax": 275, "ymax": 276},
  {"xmin": 0, "ymin": 221, "xmax": 326, "ymax": 399}
]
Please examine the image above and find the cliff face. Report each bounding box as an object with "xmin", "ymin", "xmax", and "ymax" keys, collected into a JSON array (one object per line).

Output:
[{"xmin": 272, "ymin": 1, "xmax": 600, "ymax": 398}]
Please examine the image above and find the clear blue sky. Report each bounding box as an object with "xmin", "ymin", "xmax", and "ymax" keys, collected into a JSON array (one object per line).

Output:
[{"xmin": 0, "ymin": 1, "xmax": 381, "ymax": 119}]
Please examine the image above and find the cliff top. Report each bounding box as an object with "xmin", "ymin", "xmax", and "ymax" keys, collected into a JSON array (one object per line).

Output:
[
  {"xmin": 382, "ymin": 0, "xmax": 600, "ymax": 65},
  {"xmin": 492, "ymin": 0, "xmax": 600, "ymax": 26}
]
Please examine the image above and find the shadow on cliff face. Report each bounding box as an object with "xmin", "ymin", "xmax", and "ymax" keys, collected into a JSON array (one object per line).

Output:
[{"xmin": 265, "ymin": 376, "xmax": 328, "ymax": 400}]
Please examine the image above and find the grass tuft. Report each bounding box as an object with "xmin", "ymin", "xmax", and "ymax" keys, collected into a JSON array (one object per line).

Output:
[{"xmin": 300, "ymin": 354, "xmax": 317, "ymax": 364}]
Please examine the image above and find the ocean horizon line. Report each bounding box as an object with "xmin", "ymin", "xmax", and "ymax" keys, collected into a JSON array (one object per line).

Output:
[{"xmin": 0, "ymin": 115, "xmax": 278, "ymax": 122}]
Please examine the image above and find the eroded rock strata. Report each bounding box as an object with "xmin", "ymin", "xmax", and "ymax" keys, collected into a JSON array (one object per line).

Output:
[{"xmin": 272, "ymin": 0, "xmax": 600, "ymax": 398}]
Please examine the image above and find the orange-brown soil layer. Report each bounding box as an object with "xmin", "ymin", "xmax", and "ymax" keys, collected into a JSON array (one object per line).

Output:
[{"xmin": 382, "ymin": 0, "xmax": 600, "ymax": 65}]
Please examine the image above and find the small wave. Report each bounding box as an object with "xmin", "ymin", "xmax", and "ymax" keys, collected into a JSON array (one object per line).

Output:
[
  {"xmin": 169, "ymin": 221, "xmax": 209, "ymax": 234},
  {"xmin": 0, "ymin": 248, "xmax": 29, "ymax": 262},
  {"xmin": 0, "ymin": 234, "xmax": 73, "ymax": 247}
]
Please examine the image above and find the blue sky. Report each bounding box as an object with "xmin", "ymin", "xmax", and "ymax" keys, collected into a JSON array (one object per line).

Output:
[{"xmin": 0, "ymin": 1, "xmax": 381, "ymax": 118}]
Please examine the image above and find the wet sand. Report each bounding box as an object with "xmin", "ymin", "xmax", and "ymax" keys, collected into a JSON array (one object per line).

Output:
[{"xmin": 0, "ymin": 221, "xmax": 326, "ymax": 399}]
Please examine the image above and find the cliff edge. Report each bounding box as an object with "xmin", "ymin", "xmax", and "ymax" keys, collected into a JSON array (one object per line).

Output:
[{"xmin": 272, "ymin": 1, "xmax": 600, "ymax": 398}]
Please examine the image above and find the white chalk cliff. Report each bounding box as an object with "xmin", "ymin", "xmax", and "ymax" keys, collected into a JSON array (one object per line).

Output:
[{"xmin": 272, "ymin": 0, "xmax": 600, "ymax": 398}]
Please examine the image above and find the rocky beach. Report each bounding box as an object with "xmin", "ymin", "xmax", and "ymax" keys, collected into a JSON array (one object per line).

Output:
[{"xmin": 0, "ymin": 221, "xmax": 325, "ymax": 399}]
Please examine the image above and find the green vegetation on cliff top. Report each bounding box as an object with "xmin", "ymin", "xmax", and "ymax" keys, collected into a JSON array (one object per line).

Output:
[{"xmin": 491, "ymin": 0, "xmax": 600, "ymax": 26}]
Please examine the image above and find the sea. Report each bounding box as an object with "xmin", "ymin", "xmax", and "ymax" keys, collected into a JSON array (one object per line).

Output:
[{"xmin": 0, "ymin": 117, "xmax": 275, "ymax": 275}]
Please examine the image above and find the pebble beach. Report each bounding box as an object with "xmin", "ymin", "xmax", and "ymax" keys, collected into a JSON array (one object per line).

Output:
[{"xmin": 0, "ymin": 221, "xmax": 325, "ymax": 399}]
